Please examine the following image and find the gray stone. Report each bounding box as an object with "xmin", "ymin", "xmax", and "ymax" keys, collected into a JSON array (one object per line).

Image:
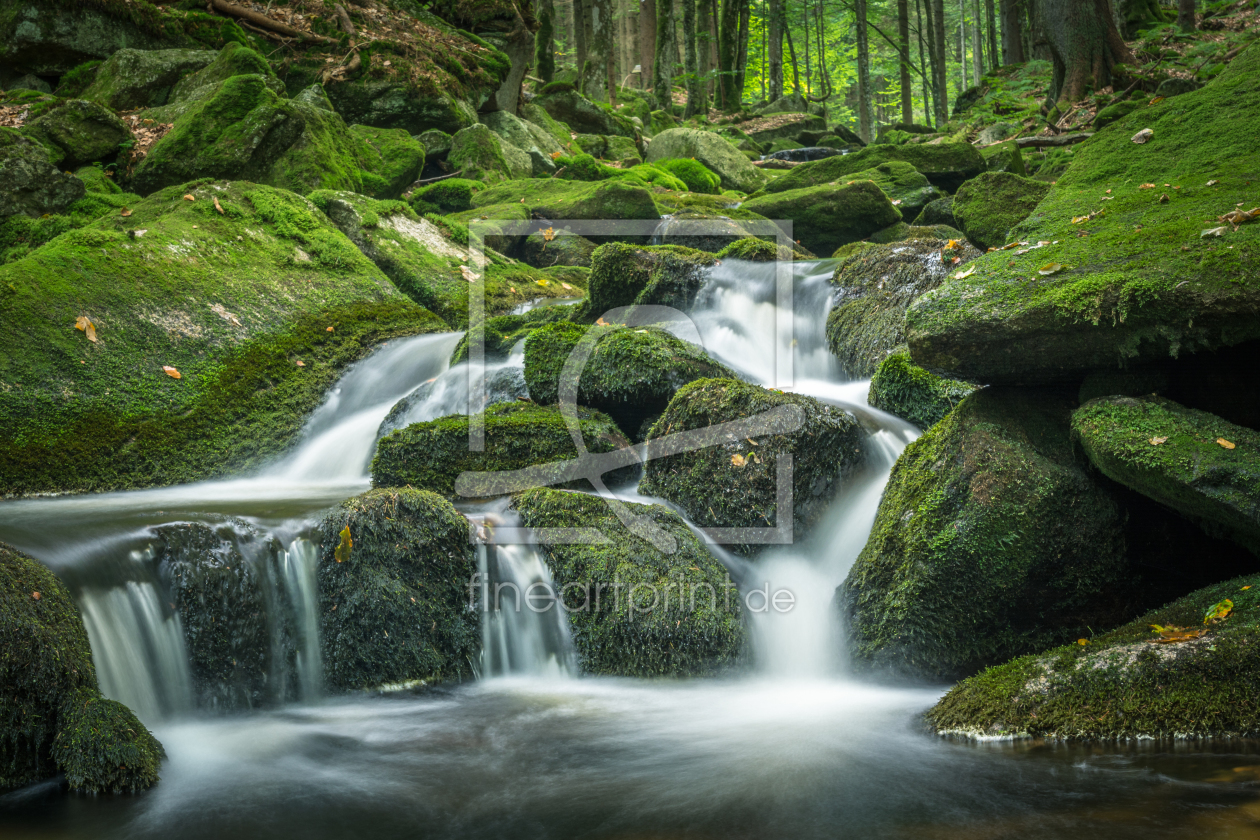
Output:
[
  {"xmin": 976, "ymin": 121, "xmax": 1019, "ymax": 146},
  {"xmin": 22, "ymin": 99, "xmax": 130, "ymax": 169},
  {"xmin": 536, "ymin": 88, "xmax": 637, "ymax": 138},
  {"xmin": 417, "ymin": 129, "xmax": 452, "ymax": 160},
  {"xmin": 0, "ymin": 128, "xmax": 85, "ymax": 218},
  {"xmin": 645, "ymin": 128, "xmax": 768, "ymax": 193},
  {"xmin": 0, "ymin": 1, "xmax": 188, "ymax": 76},
  {"xmin": 1156, "ymin": 77, "xmax": 1202, "ymax": 98},
  {"xmin": 7, "ymin": 73, "xmax": 51, "ymax": 93},
  {"xmin": 80, "ymin": 47, "xmax": 216, "ymax": 110}
]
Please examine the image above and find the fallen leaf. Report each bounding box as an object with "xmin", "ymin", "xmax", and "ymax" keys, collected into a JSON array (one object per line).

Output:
[
  {"xmin": 1150, "ymin": 436, "xmax": 1168, "ymax": 445},
  {"xmin": 85, "ymin": 321, "xmax": 97, "ymax": 343},
  {"xmin": 953, "ymin": 265, "xmax": 976, "ymax": 279},
  {"xmin": 1219, "ymin": 207, "xmax": 1260, "ymax": 229},
  {"xmin": 1158, "ymin": 193, "xmax": 1170, "ymax": 203},
  {"xmin": 120, "ymin": 208, "xmax": 132, "ymax": 217},
  {"xmin": 1002, "ymin": 242, "xmax": 1023, "ymax": 250},
  {"xmin": 519, "ymin": 197, "xmax": 525, "ymax": 203},
  {"xmin": 540, "ymin": 227, "xmax": 556, "ymax": 242},
  {"xmin": 32, "ymin": 591, "xmax": 40, "ymax": 600},
  {"xmin": 1131, "ymin": 128, "xmax": 1153, "ymax": 144},
  {"xmin": 1205, "ymin": 598, "xmax": 1233, "ymax": 624},
  {"xmin": 326, "ymin": 326, "xmax": 334, "ymax": 332},
  {"xmin": 561, "ymin": 282, "xmax": 573, "ymax": 290},
  {"xmin": 162, "ymin": 365, "xmax": 181, "ymax": 379},
  {"xmin": 295, "ymin": 360, "xmax": 305, "ymax": 367},
  {"xmin": 1243, "ymin": 585, "xmax": 1253, "ymax": 590},
  {"xmin": 1202, "ymin": 226, "xmax": 1228, "ymax": 237},
  {"xmin": 460, "ymin": 265, "xmax": 477, "ymax": 283},
  {"xmin": 1148, "ymin": 624, "xmax": 1208, "ymax": 644},
  {"xmin": 730, "ymin": 453, "xmax": 747, "ymax": 467},
  {"xmin": 1207, "ymin": 179, "xmax": 1219, "ymax": 186},
  {"xmin": 595, "ymin": 317, "xmax": 610, "ymax": 326},
  {"xmin": 1077, "ymin": 638, "xmax": 1090, "ymax": 646},
  {"xmin": 536, "ymin": 278, "xmax": 549, "ymax": 286},
  {"xmin": 943, "ymin": 239, "xmax": 962, "ymax": 250},
  {"xmin": 335, "ymin": 526, "xmax": 353, "ymax": 563},
  {"xmin": 183, "ymin": 193, "xmax": 195, "ymax": 201},
  {"xmin": 549, "ymin": 151, "xmax": 563, "ymax": 160},
  {"xmin": 1038, "ymin": 263, "xmax": 1064, "ymax": 276},
  {"xmin": 213, "ymin": 197, "xmax": 224, "ymax": 214},
  {"xmin": 1139, "ymin": 183, "xmax": 1156, "ymax": 189},
  {"xmin": 891, "ymin": 199, "xmax": 902, "ymax": 206},
  {"xmin": 1217, "ymin": 437, "xmax": 1236, "ymax": 449},
  {"xmin": 1149, "ymin": 96, "xmax": 1165, "ymax": 105}
]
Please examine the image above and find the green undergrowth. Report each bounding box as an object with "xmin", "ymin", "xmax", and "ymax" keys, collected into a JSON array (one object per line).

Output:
[{"xmin": 0, "ymin": 170, "xmax": 140, "ymax": 265}]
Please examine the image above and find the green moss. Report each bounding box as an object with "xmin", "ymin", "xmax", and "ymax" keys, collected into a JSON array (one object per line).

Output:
[
  {"xmin": 20, "ymin": 99, "xmax": 130, "ymax": 169},
  {"xmin": 0, "ymin": 180, "xmax": 140, "ymax": 265},
  {"xmin": 448, "ymin": 123, "xmax": 512, "ymax": 184},
  {"xmin": 318, "ymin": 488, "xmax": 479, "ymax": 691},
  {"xmin": 54, "ymin": 60, "xmax": 103, "ymax": 99},
  {"xmin": 741, "ymin": 181, "xmax": 901, "ymax": 256},
  {"xmin": 554, "ymin": 153, "xmax": 621, "ymax": 182},
  {"xmin": 868, "ymin": 350, "xmax": 975, "ymax": 428},
  {"xmin": 620, "ymin": 164, "xmax": 688, "ymax": 192},
  {"xmin": 927, "ymin": 572, "xmax": 1260, "ymax": 740},
  {"xmin": 640, "ymin": 378, "xmax": 865, "ymax": 553},
  {"xmin": 578, "ymin": 242, "xmax": 717, "ymax": 321},
  {"xmin": 52, "ymin": 688, "xmax": 165, "ymax": 794},
  {"xmin": 952, "ymin": 171, "xmax": 1051, "ymax": 250},
  {"xmin": 372, "ymin": 401, "xmax": 635, "ymax": 495},
  {"xmin": 1072, "ymin": 395, "xmax": 1260, "ymax": 552},
  {"xmin": 408, "ymin": 178, "xmax": 485, "ymax": 215},
  {"xmin": 653, "ymin": 158, "xmax": 722, "ymax": 194},
  {"xmin": 513, "ymin": 488, "xmax": 748, "ymax": 676},
  {"xmin": 761, "ymin": 143, "xmax": 985, "ymax": 194},
  {"xmin": 715, "ymin": 237, "xmax": 797, "ymax": 261},
  {"xmin": 449, "ymin": 303, "xmax": 577, "ymax": 365}
]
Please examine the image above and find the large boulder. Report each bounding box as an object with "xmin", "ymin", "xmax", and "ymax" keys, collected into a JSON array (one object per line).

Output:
[
  {"xmin": 906, "ymin": 45, "xmax": 1260, "ymax": 384},
  {"xmin": 835, "ymin": 160, "xmax": 946, "ymax": 222},
  {"xmin": 1073, "ymin": 395, "xmax": 1260, "ymax": 554},
  {"xmin": 826, "ymin": 238, "xmax": 981, "ymax": 378},
  {"xmin": 926, "ymin": 572, "xmax": 1260, "ymax": 740},
  {"xmin": 840, "ymin": 387, "xmax": 1141, "ymax": 681},
  {"xmin": 742, "ymin": 181, "xmax": 902, "ymax": 256},
  {"xmin": 640, "ymin": 378, "xmax": 865, "ymax": 553},
  {"xmin": 912, "ymin": 196, "xmax": 958, "ymax": 228},
  {"xmin": 524, "ymin": 322, "xmax": 736, "ymax": 437},
  {"xmin": 0, "ymin": 127, "xmax": 85, "ymax": 218},
  {"xmin": 80, "ymin": 47, "xmax": 217, "ymax": 111},
  {"xmin": 535, "ymin": 85, "xmax": 637, "ymax": 138},
  {"xmin": 579, "ymin": 242, "xmax": 718, "ymax": 320},
  {"xmin": 645, "ymin": 128, "xmax": 769, "ymax": 193},
  {"xmin": 759, "ymin": 142, "xmax": 986, "ymax": 195},
  {"xmin": 470, "ymin": 177, "xmax": 661, "ymax": 225},
  {"xmin": 951, "ymin": 171, "xmax": 1051, "ymax": 251},
  {"xmin": 449, "ymin": 123, "xmax": 518, "ymax": 183},
  {"xmin": 325, "ymin": 79, "xmax": 479, "ymax": 137},
  {"xmin": 868, "ymin": 350, "xmax": 975, "ymax": 429},
  {"xmin": 21, "ymin": 99, "xmax": 130, "ymax": 169},
  {"xmin": 1, "ymin": 542, "xmax": 164, "ymax": 793},
  {"xmin": 371, "ymin": 402, "xmax": 636, "ymax": 496},
  {"xmin": 0, "ymin": 164, "xmax": 138, "ymax": 264},
  {"xmin": 0, "ymin": 179, "xmax": 442, "ymax": 497},
  {"xmin": 318, "ymin": 488, "xmax": 479, "ymax": 691},
  {"xmin": 513, "ymin": 488, "xmax": 747, "ymax": 676},
  {"xmin": 744, "ymin": 112, "xmax": 827, "ymax": 146}
]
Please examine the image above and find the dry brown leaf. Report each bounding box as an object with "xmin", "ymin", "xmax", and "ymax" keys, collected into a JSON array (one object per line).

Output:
[
  {"xmin": 1219, "ymin": 207, "xmax": 1260, "ymax": 229},
  {"xmin": 120, "ymin": 208, "xmax": 132, "ymax": 217},
  {"xmin": 1158, "ymin": 193, "xmax": 1170, "ymax": 203},
  {"xmin": 1149, "ymin": 96, "xmax": 1165, "ymax": 105},
  {"xmin": 1131, "ymin": 128, "xmax": 1153, "ymax": 144},
  {"xmin": 326, "ymin": 326, "xmax": 335, "ymax": 332},
  {"xmin": 85, "ymin": 322, "xmax": 97, "ymax": 343},
  {"xmin": 213, "ymin": 196, "xmax": 224, "ymax": 215},
  {"xmin": 953, "ymin": 265, "xmax": 976, "ymax": 279},
  {"xmin": 183, "ymin": 194, "xmax": 195, "ymax": 201},
  {"xmin": 162, "ymin": 365, "xmax": 182, "ymax": 379},
  {"xmin": 1139, "ymin": 183, "xmax": 1156, "ymax": 189},
  {"xmin": 1150, "ymin": 436, "xmax": 1168, "ymax": 445},
  {"xmin": 295, "ymin": 360, "xmax": 305, "ymax": 367},
  {"xmin": 32, "ymin": 591, "xmax": 40, "ymax": 601},
  {"xmin": 1148, "ymin": 624, "xmax": 1208, "ymax": 643},
  {"xmin": 730, "ymin": 453, "xmax": 747, "ymax": 467},
  {"xmin": 1217, "ymin": 438, "xmax": 1236, "ymax": 449},
  {"xmin": 1207, "ymin": 179, "xmax": 1219, "ymax": 187},
  {"xmin": 1202, "ymin": 226, "xmax": 1228, "ymax": 238},
  {"xmin": 460, "ymin": 265, "xmax": 477, "ymax": 282},
  {"xmin": 561, "ymin": 282, "xmax": 573, "ymax": 290},
  {"xmin": 74, "ymin": 316, "xmax": 89, "ymax": 332},
  {"xmin": 1038, "ymin": 263, "xmax": 1064, "ymax": 276}
]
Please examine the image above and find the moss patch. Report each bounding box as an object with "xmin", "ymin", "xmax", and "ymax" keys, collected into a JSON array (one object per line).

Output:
[
  {"xmin": 760, "ymin": 143, "xmax": 985, "ymax": 194},
  {"xmin": 952, "ymin": 171, "xmax": 1051, "ymax": 251},
  {"xmin": 743, "ymin": 181, "xmax": 902, "ymax": 257},
  {"xmin": 868, "ymin": 350, "xmax": 975, "ymax": 428}
]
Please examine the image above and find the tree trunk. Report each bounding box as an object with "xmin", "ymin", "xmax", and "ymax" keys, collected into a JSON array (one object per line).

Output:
[
  {"xmin": 1000, "ymin": 0, "xmax": 1025, "ymax": 64},
  {"xmin": 972, "ymin": 0, "xmax": 985, "ymax": 81},
  {"xmin": 932, "ymin": 0, "xmax": 948, "ymax": 123},
  {"xmin": 916, "ymin": 0, "xmax": 933, "ymax": 125},
  {"xmin": 897, "ymin": 0, "xmax": 912, "ymax": 122},
  {"xmin": 683, "ymin": 0, "xmax": 700, "ymax": 116},
  {"xmin": 960, "ymin": 0, "xmax": 969, "ymax": 90},
  {"xmin": 1178, "ymin": 0, "xmax": 1196, "ymax": 31},
  {"xmin": 985, "ymin": 0, "xmax": 998, "ymax": 70},
  {"xmin": 1040, "ymin": 0, "xmax": 1134, "ymax": 108},
  {"xmin": 641, "ymin": 0, "xmax": 658, "ymax": 95},
  {"xmin": 784, "ymin": 20, "xmax": 803, "ymax": 96},
  {"xmin": 575, "ymin": 0, "xmax": 589, "ymax": 87},
  {"xmin": 535, "ymin": 0, "xmax": 557, "ymax": 84},
  {"xmin": 654, "ymin": 0, "xmax": 678, "ymax": 110},
  {"xmin": 584, "ymin": 0, "xmax": 613, "ymax": 99},
  {"xmin": 735, "ymin": 0, "xmax": 751, "ymax": 103},
  {"xmin": 856, "ymin": 0, "xmax": 874, "ymax": 140},
  {"xmin": 718, "ymin": 0, "xmax": 741, "ymax": 109}
]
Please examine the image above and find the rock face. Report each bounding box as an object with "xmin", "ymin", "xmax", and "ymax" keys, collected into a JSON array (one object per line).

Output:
[
  {"xmin": 906, "ymin": 44, "xmax": 1260, "ymax": 385},
  {"xmin": 81, "ymin": 47, "xmax": 217, "ymax": 110},
  {"xmin": 826, "ymin": 238, "xmax": 981, "ymax": 378},
  {"xmin": 640, "ymin": 379, "xmax": 865, "ymax": 553},
  {"xmin": 868, "ymin": 350, "xmax": 975, "ymax": 429},
  {"xmin": 524, "ymin": 322, "xmax": 735, "ymax": 437},
  {"xmin": 645, "ymin": 128, "xmax": 769, "ymax": 193},
  {"xmin": 325, "ymin": 80, "xmax": 479, "ymax": 137},
  {"xmin": 926, "ymin": 572, "xmax": 1260, "ymax": 740},
  {"xmin": 513, "ymin": 488, "xmax": 747, "ymax": 676},
  {"xmin": 318, "ymin": 489, "xmax": 479, "ymax": 691},
  {"xmin": 579, "ymin": 242, "xmax": 718, "ymax": 319},
  {"xmin": 0, "ymin": 128, "xmax": 85, "ymax": 218},
  {"xmin": 21, "ymin": 99, "xmax": 131, "ymax": 169},
  {"xmin": 839, "ymin": 387, "xmax": 1141, "ymax": 681},
  {"xmin": 760, "ymin": 142, "xmax": 986, "ymax": 194},
  {"xmin": 470, "ymin": 177, "xmax": 661, "ymax": 225},
  {"xmin": 742, "ymin": 181, "xmax": 901, "ymax": 256},
  {"xmin": 1, "ymin": 542, "xmax": 164, "ymax": 793},
  {"xmin": 912, "ymin": 197, "xmax": 958, "ymax": 229},
  {"xmin": 371, "ymin": 402, "xmax": 636, "ymax": 496},
  {"xmin": 535, "ymin": 86, "xmax": 637, "ymax": 138},
  {"xmin": 0, "ymin": 179, "xmax": 441, "ymax": 497},
  {"xmin": 951, "ymin": 171, "xmax": 1051, "ymax": 251},
  {"xmin": 1073, "ymin": 395, "xmax": 1260, "ymax": 554}
]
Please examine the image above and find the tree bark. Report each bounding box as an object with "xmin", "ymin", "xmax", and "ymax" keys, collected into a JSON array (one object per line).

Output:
[
  {"xmin": 584, "ymin": 0, "xmax": 613, "ymax": 99},
  {"xmin": 784, "ymin": 20, "xmax": 803, "ymax": 96},
  {"xmin": 1040, "ymin": 0, "xmax": 1134, "ymax": 108},
  {"xmin": 535, "ymin": 2, "xmax": 556, "ymax": 83},
  {"xmin": 1000, "ymin": 0, "xmax": 1025, "ymax": 64},
  {"xmin": 718, "ymin": 0, "xmax": 741, "ymax": 109},
  {"xmin": 641, "ymin": 0, "xmax": 658, "ymax": 95},
  {"xmin": 1177, "ymin": 0, "xmax": 1196, "ymax": 31},
  {"xmin": 736, "ymin": 0, "xmax": 751, "ymax": 104},
  {"xmin": 985, "ymin": 0, "xmax": 997, "ymax": 70},
  {"xmin": 856, "ymin": 0, "xmax": 874, "ymax": 141},
  {"xmin": 897, "ymin": 0, "xmax": 913, "ymax": 122},
  {"xmin": 932, "ymin": 0, "xmax": 948, "ymax": 124},
  {"xmin": 916, "ymin": 0, "xmax": 934, "ymax": 125},
  {"xmin": 683, "ymin": 0, "xmax": 701, "ymax": 116},
  {"xmin": 575, "ymin": 0, "xmax": 589, "ymax": 87},
  {"xmin": 654, "ymin": 0, "xmax": 678, "ymax": 109},
  {"xmin": 972, "ymin": 0, "xmax": 985, "ymax": 81}
]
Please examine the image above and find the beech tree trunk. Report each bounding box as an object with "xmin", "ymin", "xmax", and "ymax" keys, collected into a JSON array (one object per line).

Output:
[
  {"xmin": 985, "ymin": 0, "xmax": 998, "ymax": 70},
  {"xmin": 916, "ymin": 0, "xmax": 934, "ymax": 125},
  {"xmin": 653, "ymin": 0, "xmax": 678, "ymax": 109},
  {"xmin": 1000, "ymin": 0, "xmax": 1025, "ymax": 64},
  {"xmin": 683, "ymin": 0, "xmax": 701, "ymax": 116},
  {"xmin": 1040, "ymin": 0, "xmax": 1134, "ymax": 107},
  {"xmin": 856, "ymin": 0, "xmax": 874, "ymax": 141},
  {"xmin": 736, "ymin": 0, "xmax": 751, "ymax": 104},
  {"xmin": 897, "ymin": 0, "xmax": 912, "ymax": 123},
  {"xmin": 1178, "ymin": 0, "xmax": 1196, "ymax": 31},
  {"xmin": 932, "ymin": 0, "xmax": 947, "ymax": 123},
  {"xmin": 718, "ymin": 0, "xmax": 741, "ymax": 109},
  {"xmin": 575, "ymin": 0, "xmax": 589, "ymax": 86},
  {"xmin": 583, "ymin": 0, "xmax": 613, "ymax": 99},
  {"xmin": 535, "ymin": 0, "xmax": 556, "ymax": 83},
  {"xmin": 641, "ymin": 0, "xmax": 657, "ymax": 95}
]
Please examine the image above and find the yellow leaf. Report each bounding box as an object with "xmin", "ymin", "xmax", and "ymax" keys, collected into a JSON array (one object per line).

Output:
[
  {"xmin": 1204, "ymin": 598, "xmax": 1233, "ymax": 624},
  {"xmin": 326, "ymin": 326, "xmax": 335, "ymax": 332},
  {"xmin": 549, "ymin": 151, "xmax": 563, "ymax": 160},
  {"xmin": 595, "ymin": 317, "xmax": 610, "ymax": 326},
  {"xmin": 541, "ymin": 226, "xmax": 556, "ymax": 242},
  {"xmin": 75, "ymin": 315, "xmax": 89, "ymax": 332},
  {"xmin": 295, "ymin": 360, "xmax": 305, "ymax": 367},
  {"xmin": 1038, "ymin": 263, "xmax": 1064, "ymax": 276},
  {"xmin": 183, "ymin": 194, "xmax": 195, "ymax": 201},
  {"xmin": 335, "ymin": 526, "xmax": 353, "ymax": 563},
  {"xmin": 1242, "ymin": 585, "xmax": 1252, "ymax": 590},
  {"xmin": 1217, "ymin": 437, "xmax": 1236, "ymax": 449},
  {"xmin": 520, "ymin": 198, "xmax": 525, "ymax": 203},
  {"xmin": 213, "ymin": 196, "xmax": 224, "ymax": 214},
  {"xmin": 1139, "ymin": 183, "xmax": 1156, "ymax": 189},
  {"xmin": 162, "ymin": 365, "xmax": 182, "ymax": 379},
  {"xmin": 943, "ymin": 239, "xmax": 961, "ymax": 250},
  {"xmin": 120, "ymin": 208, "xmax": 132, "ymax": 217},
  {"xmin": 730, "ymin": 453, "xmax": 747, "ymax": 467},
  {"xmin": 1149, "ymin": 436, "xmax": 1168, "ymax": 445},
  {"xmin": 1149, "ymin": 96, "xmax": 1165, "ymax": 105},
  {"xmin": 85, "ymin": 321, "xmax": 97, "ymax": 343},
  {"xmin": 953, "ymin": 265, "xmax": 976, "ymax": 279},
  {"xmin": 536, "ymin": 278, "xmax": 548, "ymax": 286},
  {"xmin": 1077, "ymin": 638, "xmax": 1090, "ymax": 646}
]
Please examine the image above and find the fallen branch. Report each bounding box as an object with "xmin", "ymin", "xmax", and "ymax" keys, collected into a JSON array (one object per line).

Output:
[
  {"xmin": 209, "ymin": 0, "xmax": 337, "ymax": 44},
  {"xmin": 1015, "ymin": 132, "xmax": 1094, "ymax": 149},
  {"xmin": 409, "ymin": 171, "xmax": 465, "ymax": 190},
  {"xmin": 334, "ymin": 3, "xmax": 356, "ymax": 36}
]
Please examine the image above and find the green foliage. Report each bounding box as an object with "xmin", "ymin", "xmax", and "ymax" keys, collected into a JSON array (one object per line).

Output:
[
  {"xmin": 867, "ymin": 350, "xmax": 975, "ymax": 429},
  {"xmin": 409, "ymin": 178, "xmax": 485, "ymax": 215},
  {"xmin": 52, "ymin": 689, "xmax": 165, "ymax": 794},
  {"xmin": 653, "ymin": 158, "xmax": 722, "ymax": 194}
]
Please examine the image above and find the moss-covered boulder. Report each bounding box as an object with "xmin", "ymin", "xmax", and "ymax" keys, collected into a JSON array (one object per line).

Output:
[
  {"xmin": 640, "ymin": 379, "xmax": 865, "ymax": 552},
  {"xmin": 0, "ymin": 179, "xmax": 444, "ymax": 497},
  {"xmin": 926, "ymin": 573, "xmax": 1260, "ymax": 740},
  {"xmin": 470, "ymin": 177, "xmax": 662, "ymax": 225},
  {"xmin": 523, "ymin": 226, "xmax": 600, "ymax": 268},
  {"xmin": 579, "ymin": 242, "xmax": 718, "ymax": 320},
  {"xmin": 826, "ymin": 238, "xmax": 980, "ymax": 378},
  {"xmin": 1072, "ymin": 395, "xmax": 1260, "ymax": 554},
  {"xmin": 645, "ymin": 128, "xmax": 769, "ymax": 193},
  {"xmin": 81, "ymin": 47, "xmax": 217, "ymax": 110},
  {"xmin": 0, "ymin": 127, "xmax": 86, "ymax": 218},
  {"xmin": 513, "ymin": 488, "xmax": 747, "ymax": 676},
  {"xmin": 760, "ymin": 142, "xmax": 985, "ymax": 195},
  {"xmin": 653, "ymin": 158, "xmax": 722, "ymax": 194},
  {"xmin": 0, "ymin": 165, "xmax": 139, "ymax": 264},
  {"xmin": 715, "ymin": 237, "xmax": 797, "ymax": 261},
  {"xmin": 868, "ymin": 350, "xmax": 975, "ymax": 428},
  {"xmin": 372, "ymin": 402, "xmax": 635, "ymax": 496},
  {"xmin": 951, "ymin": 171, "xmax": 1051, "ymax": 251},
  {"xmin": 408, "ymin": 178, "xmax": 484, "ymax": 215},
  {"xmin": 21, "ymin": 99, "xmax": 130, "ymax": 169},
  {"xmin": 839, "ymin": 387, "xmax": 1145, "ymax": 681},
  {"xmin": 742, "ymin": 181, "xmax": 902, "ymax": 256},
  {"xmin": 906, "ymin": 45, "xmax": 1260, "ymax": 385},
  {"xmin": 535, "ymin": 87, "xmax": 637, "ymax": 138},
  {"xmin": 483, "ymin": 110, "xmax": 564, "ymax": 175},
  {"xmin": 980, "ymin": 139, "xmax": 1027, "ymax": 176},
  {"xmin": 524, "ymin": 321, "xmax": 735, "ymax": 436},
  {"xmin": 317, "ymin": 488, "xmax": 479, "ymax": 692},
  {"xmin": 1, "ymin": 542, "xmax": 164, "ymax": 793},
  {"xmin": 912, "ymin": 196, "xmax": 957, "ymax": 228}
]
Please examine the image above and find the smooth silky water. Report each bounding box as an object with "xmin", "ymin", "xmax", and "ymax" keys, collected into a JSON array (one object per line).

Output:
[{"xmin": 3, "ymin": 260, "xmax": 1260, "ymax": 839}]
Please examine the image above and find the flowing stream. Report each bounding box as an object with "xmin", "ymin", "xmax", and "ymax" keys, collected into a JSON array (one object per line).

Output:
[{"xmin": 2, "ymin": 260, "xmax": 1258, "ymax": 838}]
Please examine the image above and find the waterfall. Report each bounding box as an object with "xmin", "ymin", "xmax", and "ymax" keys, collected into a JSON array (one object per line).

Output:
[{"xmin": 279, "ymin": 538, "xmax": 323, "ymax": 701}]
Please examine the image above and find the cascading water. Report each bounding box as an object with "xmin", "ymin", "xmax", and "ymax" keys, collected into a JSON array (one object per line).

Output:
[{"xmin": 278, "ymin": 538, "xmax": 323, "ymax": 700}]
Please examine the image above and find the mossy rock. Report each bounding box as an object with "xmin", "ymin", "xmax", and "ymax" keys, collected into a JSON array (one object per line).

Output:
[
  {"xmin": 653, "ymin": 158, "xmax": 722, "ymax": 194},
  {"xmin": 1073, "ymin": 395, "xmax": 1260, "ymax": 554},
  {"xmin": 0, "ymin": 179, "xmax": 444, "ymax": 496},
  {"xmin": 471, "ymin": 177, "xmax": 661, "ymax": 227},
  {"xmin": 0, "ymin": 166, "xmax": 138, "ymax": 264},
  {"xmin": 951, "ymin": 171, "xmax": 1052, "ymax": 251},
  {"xmin": 80, "ymin": 47, "xmax": 217, "ymax": 111},
  {"xmin": 839, "ymin": 387, "xmax": 1144, "ymax": 681},
  {"xmin": 536, "ymin": 87, "xmax": 638, "ymax": 138},
  {"xmin": 579, "ymin": 242, "xmax": 717, "ymax": 320},
  {"xmin": 20, "ymin": 99, "xmax": 130, "ymax": 169},
  {"xmin": 926, "ymin": 572, "xmax": 1260, "ymax": 740},
  {"xmin": 741, "ymin": 181, "xmax": 901, "ymax": 256},
  {"xmin": 512, "ymin": 488, "xmax": 747, "ymax": 676},
  {"xmin": 760, "ymin": 142, "xmax": 985, "ymax": 195},
  {"xmin": 523, "ymin": 321, "xmax": 736, "ymax": 437},
  {"xmin": 447, "ymin": 303, "xmax": 577, "ymax": 366},
  {"xmin": 646, "ymin": 128, "xmax": 769, "ymax": 193},
  {"xmin": 1093, "ymin": 98, "xmax": 1147, "ymax": 129},
  {"xmin": 318, "ymin": 488, "xmax": 479, "ymax": 691},
  {"xmin": 715, "ymin": 237, "xmax": 797, "ymax": 262},
  {"xmin": 980, "ymin": 139, "xmax": 1027, "ymax": 176},
  {"xmin": 825, "ymin": 237, "xmax": 980, "ymax": 378},
  {"xmin": 912, "ymin": 196, "xmax": 957, "ymax": 228},
  {"xmin": 1, "ymin": 542, "xmax": 163, "ymax": 792},
  {"xmin": 868, "ymin": 350, "xmax": 975, "ymax": 428},
  {"xmin": 0, "ymin": 127, "xmax": 86, "ymax": 218},
  {"xmin": 371, "ymin": 401, "xmax": 635, "ymax": 496},
  {"xmin": 408, "ymin": 178, "xmax": 485, "ymax": 215},
  {"xmin": 906, "ymin": 44, "xmax": 1260, "ymax": 384},
  {"xmin": 640, "ymin": 379, "xmax": 865, "ymax": 553},
  {"xmin": 522, "ymin": 226, "xmax": 600, "ymax": 269}
]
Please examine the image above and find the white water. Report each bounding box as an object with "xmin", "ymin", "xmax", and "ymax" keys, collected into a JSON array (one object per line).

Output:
[{"xmin": 279, "ymin": 538, "xmax": 323, "ymax": 701}]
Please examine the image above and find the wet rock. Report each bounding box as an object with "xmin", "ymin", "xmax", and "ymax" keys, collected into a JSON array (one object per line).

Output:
[
  {"xmin": 742, "ymin": 181, "xmax": 902, "ymax": 256},
  {"xmin": 21, "ymin": 99, "xmax": 130, "ymax": 169},
  {"xmin": 952, "ymin": 171, "xmax": 1051, "ymax": 251},
  {"xmin": 0, "ymin": 127, "xmax": 85, "ymax": 218},
  {"xmin": 80, "ymin": 47, "xmax": 216, "ymax": 111},
  {"xmin": 535, "ymin": 86, "xmax": 638, "ymax": 138},
  {"xmin": 523, "ymin": 226, "xmax": 600, "ymax": 268},
  {"xmin": 762, "ymin": 146, "xmax": 845, "ymax": 163},
  {"xmin": 911, "ymin": 197, "xmax": 958, "ymax": 229},
  {"xmin": 512, "ymin": 488, "xmax": 747, "ymax": 676},
  {"xmin": 640, "ymin": 378, "xmax": 865, "ymax": 554},
  {"xmin": 417, "ymin": 129, "xmax": 453, "ymax": 161},
  {"xmin": 645, "ymin": 128, "xmax": 769, "ymax": 193},
  {"xmin": 758, "ymin": 142, "xmax": 985, "ymax": 195},
  {"xmin": 868, "ymin": 350, "xmax": 975, "ymax": 428},
  {"xmin": 579, "ymin": 242, "xmax": 718, "ymax": 319}
]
